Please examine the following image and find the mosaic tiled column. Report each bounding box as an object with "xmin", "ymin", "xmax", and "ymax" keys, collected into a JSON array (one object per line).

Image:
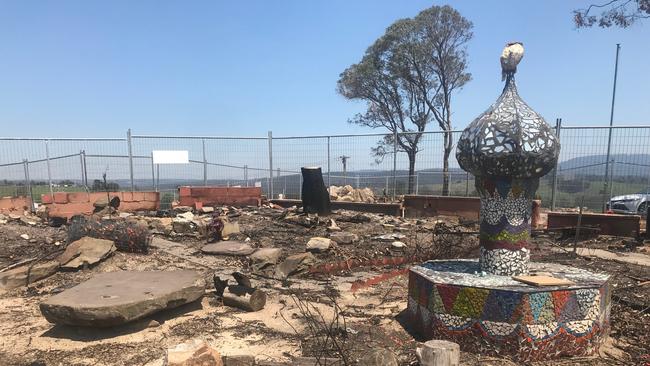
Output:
[{"xmin": 476, "ymin": 176, "xmax": 538, "ymax": 276}]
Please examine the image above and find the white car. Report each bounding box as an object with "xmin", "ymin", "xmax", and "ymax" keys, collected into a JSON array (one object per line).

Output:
[{"xmin": 607, "ymin": 189, "xmax": 649, "ymax": 216}]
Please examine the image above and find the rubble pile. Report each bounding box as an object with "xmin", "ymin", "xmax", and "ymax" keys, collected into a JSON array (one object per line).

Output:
[{"xmin": 328, "ymin": 185, "xmax": 376, "ymax": 203}]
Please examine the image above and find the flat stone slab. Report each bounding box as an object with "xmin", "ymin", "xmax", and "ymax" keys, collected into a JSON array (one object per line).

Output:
[
  {"xmin": 40, "ymin": 270, "xmax": 205, "ymax": 327},
  {"xmin": 57, "ymin": 236, "xmax": 116, "ymax": 270},
  {"xmin": 201, "ymin": 241, "xmax": 255, "ymax": 256},
  {"xmin": 0, "ymin": 261, "xmax": 59, "ymax": 290}
]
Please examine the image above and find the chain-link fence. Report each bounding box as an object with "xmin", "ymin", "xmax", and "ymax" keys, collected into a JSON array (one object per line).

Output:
[{"xmin": 1, "ymin": 124, "xmax": 649, "ymax": 212}]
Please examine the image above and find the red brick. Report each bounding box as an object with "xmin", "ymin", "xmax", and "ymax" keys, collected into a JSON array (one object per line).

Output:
[
  {"xmin": 0, "ymin": 196, "xmax": 30, "ymax": 212},
  {"xmin": 121, "ymin": 191, "xmax": 134, "ymax": 202},
  {"xmin": 143, "ymin": 192, "xmax": 159, "ymax": 202},
  {"xmin": 131, "ymin": 192, "xmax": 145, "ymax": 201},
  {"xmin": 53, "ymin": 192, "xmax": 69, "ymax": 204},
  {"xmin": 41, "ymin": 194, "xmax": 53, "ymax": 204},
  {"xmin": 67, "ymin": 192, "xmax": 90, "ymax": 203}
]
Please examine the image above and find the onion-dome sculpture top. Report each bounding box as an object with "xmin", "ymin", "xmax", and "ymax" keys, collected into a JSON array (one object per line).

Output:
[{"xmin": 456, "ymin": 42, "xmax": 560, "ymax": 179}]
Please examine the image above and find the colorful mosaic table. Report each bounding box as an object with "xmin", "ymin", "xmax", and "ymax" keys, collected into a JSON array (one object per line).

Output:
[{"xmin": 407, "ymin": 260, "xmax": 610, "ymax": 363}]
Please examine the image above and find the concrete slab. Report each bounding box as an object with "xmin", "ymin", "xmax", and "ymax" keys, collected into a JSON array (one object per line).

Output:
[{"xmin": 39, "ymin": 270, "xmax": 205, "ymax": 327}]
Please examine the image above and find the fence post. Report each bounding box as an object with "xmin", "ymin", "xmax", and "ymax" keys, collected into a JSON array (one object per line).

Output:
[
  {"xmin": 465, "ymin": 172, "xmax": 470, "ymax": 197},
  {"xmin": 81, "ymin": 150, "xmax": 88, "ymax": 188},
  {"xmin": 327, "ymin": 136, "xmax": 331, "ymax": 188},
  {"xmin": 415, "ymin": 172, "xmax": 419, "ymax": 195},
  {"xmin": 150, "ymin": 152, "xmax": 156, "ymax": 191},
  {"xmin": 268, "ymin": 131, "xmax": 273, "ymax": 199},
  {"xmin": 244, "ymin": 165, "xmax": 248, "ymax": 187},
  {"xmin": 392, "ymin": 130, "xmax": 398, "ymax": 200},
  {"xmin": 23, "ymin": 159, "xmax": 34, "ymax": 212},
  {"xmin": 550, "ymin": 118, "xmax": 562, "ymax": 211},
  {"xmin": 79, "ymin": 150, "xmax": 85, "ymax": 188},
  {"xmin": 45, "ymin": 140, "xmax": 53, "ymax": 198},
  {"xmin": 608, "ymin": 159, "xmax": 615, "ymax": 208},
  {"xmin": 202, "ymin": 138, "xmax": 207, "ymax": 186},
  {"xmin": 127, "ymin": 129, "xmax": 135, "ymax": 192}
]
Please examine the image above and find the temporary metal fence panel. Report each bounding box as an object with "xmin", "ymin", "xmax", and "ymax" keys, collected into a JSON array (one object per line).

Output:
[{"xmin": 1, "ymin": 125, "xmax": 649, "ymax": 211}]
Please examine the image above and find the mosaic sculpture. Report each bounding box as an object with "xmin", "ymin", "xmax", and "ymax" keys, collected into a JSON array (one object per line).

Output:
[
  {"xmin": 407, "ymin": 44, "xmax": 610, "ymax": 362},
  {"xmin": 456, "ymin": 42, "xmax": 560, "ymax": 276}
]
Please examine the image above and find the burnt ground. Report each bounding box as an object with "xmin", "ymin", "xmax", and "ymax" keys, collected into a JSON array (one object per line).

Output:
[{"xmin": 0, "ymin": 206, "xmax": 648, "ymax": 366}]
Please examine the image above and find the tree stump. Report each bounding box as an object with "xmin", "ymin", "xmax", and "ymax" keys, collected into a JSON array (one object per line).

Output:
[
  {"xmin": 301, "ymin": 167, "xmax": 331, "ymax": 215},
  {"xmin": 416, "ymin": 340, "xmax": 460, "ymax": 366},
  {"xmin": 222, "ymin": 285, "xmax": 267, "ymax": 312}
]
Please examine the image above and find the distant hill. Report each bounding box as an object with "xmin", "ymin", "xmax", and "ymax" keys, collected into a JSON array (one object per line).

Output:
[{"xmin": 559, "ymin": 154, "xmax": 650, "ymax": 176}]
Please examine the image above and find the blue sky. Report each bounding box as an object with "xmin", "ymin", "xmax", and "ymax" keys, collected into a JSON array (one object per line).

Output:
[{"xmin": 0, "ymin": 1, "xmax": 648, "ymax": 138}]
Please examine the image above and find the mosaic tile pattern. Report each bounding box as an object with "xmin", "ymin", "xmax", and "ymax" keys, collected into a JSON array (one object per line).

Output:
[
  {"xmin": 407, "ymin": 260, "xmax": 611, "ymax": 362},
  {"xmin": 476, "ymin": 176, "xmax": 538, "ymax": 275}
]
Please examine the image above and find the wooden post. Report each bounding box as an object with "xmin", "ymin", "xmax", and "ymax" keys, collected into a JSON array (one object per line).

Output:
[
  {"xmin": 301, "ymin": 167, "xmax": 331, "ymax": 215},
  {"xmin": 222, "ymin": 285, "xmax": 266, "ymax": 312},
  {"xmin": 416, "ymin": 340, "xmax": 460, "ymax": 366}
]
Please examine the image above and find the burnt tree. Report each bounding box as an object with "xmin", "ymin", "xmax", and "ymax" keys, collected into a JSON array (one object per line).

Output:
[{"xmin": 301, "ymin": 167, "xmax": 331, "ymax": 215}]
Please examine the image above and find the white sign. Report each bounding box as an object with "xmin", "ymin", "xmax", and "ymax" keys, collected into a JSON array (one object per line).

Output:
[{"xmin": 152, "ymin": 150, "xmax": 189, "ymax": 164}]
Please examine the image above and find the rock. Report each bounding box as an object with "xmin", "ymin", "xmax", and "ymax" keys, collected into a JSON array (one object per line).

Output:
[
  {"xmin": 221, "ymin": 221, "xmax": 240, "ymax": 238},
  {"xmin": 201, "ymin": 241, "xmax": 255, "ymax": 256},
  {"xmin": 306, "ymin": 237, "xmax": 333, "ymax": 252},
  {"xmin": 45, "ymin": 236, "xmax": 54, "ymax": 245},
  {"xmin": 167, "ymin": 339, "xmax": 223, "ymax": 366},
  {"xmin": 172, "ymin": 218, "xmax": 196, "ymax": 234},
  {"xmin": 359, "ymin": 349, "xmax": 398, "ymax": 366},
  {"xmin": 221, "ymin": 355, "xmax": 255, "ymax": 366},
  {"xmin": 329, "ymin": 232, "xmax": 359, "ymax": 245},
  {"xmin": 173, "ymin": 206, "xmax": 193, "ymax": 213},
  {"xmin": 326, "ymin": 219, "xmax": 341, "ymax": 232},
  {"xmin": 374, "ymin": 233, "xmax": 406, "ymax": 242},
  {"xmin": 56, "ymin": 237, "xmax": 117, "ymax": 270},
  {"xmin": 20, "ymin": 234, "xmax": 29, "ymax": 240},
  {"xmin": 39, "ymin": 270, "xmax": 206, "ymax": 326},
  {"xmin": 249, "ymin": 248, "xmax": 283, "ymax": 269},
  {"xmin": 391, "ymin": 241, "xmax": 407, "ymax": 249},
  {"xmin": 275, "ymin": 252, "xmax": 317, "ymax": 279},
  {"xmin": 8, "ymin": 213, "xmax": 21, "ymax": 221},
  {"xmin": 19, "ymin": 216, "xmax": 37, "ymax": 226},
  {"xmin": 177, "ymin": 211, "xmax": 195, "ymax": 221},
  {"xmin": 0, "ymin": 261, "xmax": 60, "ymax": 289},
  {"xmin": 200, "ymin": 206, "xmax": 215, "ymax": 213}
]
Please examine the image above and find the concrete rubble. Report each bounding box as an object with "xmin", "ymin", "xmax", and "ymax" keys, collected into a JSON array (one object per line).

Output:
[{"xmin": 328, "ymin": 185, "xmax": 375, "ymax": 203}]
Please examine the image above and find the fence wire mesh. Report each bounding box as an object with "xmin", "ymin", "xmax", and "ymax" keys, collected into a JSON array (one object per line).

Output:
[{"xmin": 1, "ymin": 125, "xmax": 649, "ymax": 212}]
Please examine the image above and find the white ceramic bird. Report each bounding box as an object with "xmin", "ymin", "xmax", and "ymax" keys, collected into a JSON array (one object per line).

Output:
[{"xmin": 500, "ymin": 42, "xmax": 524, "ymax": 81}]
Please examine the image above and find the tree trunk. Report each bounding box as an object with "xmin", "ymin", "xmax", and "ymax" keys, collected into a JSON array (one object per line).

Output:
[
  {"xmin": 416, "ymin": 340, "xmax": 460, "ymax": 366},
  {"xmin": 407, "ymin": 151, "xmax": 417, "ymax": 194},
  {"xmin": 222, "ymin": 285, "xmax": 267, "ymax": 312},
  {"xmin": 301, "ymin": 167, "xmax": 331, "ymax": 215},
  {"xmin": 442, "ymin": 130, "xmax": 453, "ymax": 196}
]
